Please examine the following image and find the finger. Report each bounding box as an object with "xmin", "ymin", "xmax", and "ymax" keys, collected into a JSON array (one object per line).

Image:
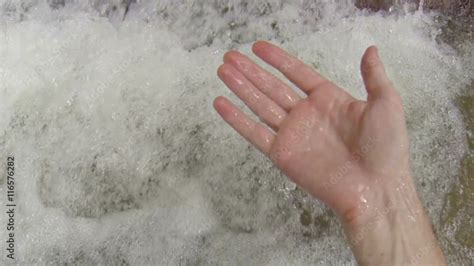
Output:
[
  {"xmin": 252, "ymin": 41, "xmax": 330, "ymax": 95},
  {"xmin": 360, "ymin": 46, "xmax": 396, "ymax": 101},
  {"xmin": 223, "ymin": 50, "xmax": 301, "ymax": 111},
  {"xmin": 213, "ymin": 96, "xmax": 275, "ymax": 154},
  {"xmin": 217, "ymin": 64, "xmax": 287, "ymax": 130}
]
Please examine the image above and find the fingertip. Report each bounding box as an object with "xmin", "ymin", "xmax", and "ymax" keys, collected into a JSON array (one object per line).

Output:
[
  {"xmin": 372, "ymin": 45, "xmax": 379, "ymax": 56},
  {"xmin": 367, "ymin": 45, "xmax": 378, "ymax": 56},
  {"xmin": 362, "ymin": 45, "xmax": 377, "ymax": 63},
  {"xmin": 252, "ymin": 40, "xmax": 270, "ymax": 54},
  {"xmin": 362, "ymin": 45, "xmax": 377, "ymax": 57},
  {"xmin": 361, "ymin": 45, "xmax": 383, "ymax": 76},
  {"xmin": 223, "ymin": 50, "xmax": 239, "ymax": 64},
  {"xmin": 216, "ymin": 64, "xmax": 227, "ymax": 78},
  {"xmin": 213, "ymin": 96, "xmax": 227, "ymax": 112},
  {"xmin": 213, "ymin": 96, "xmax": 238, "ymax": 122},
  {"xmin": 360, "ymin": 46, "xmax": 394, "ymax": 100}
]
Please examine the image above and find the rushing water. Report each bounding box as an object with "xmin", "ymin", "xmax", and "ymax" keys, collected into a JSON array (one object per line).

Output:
[{"xmin": 0, "ymin": 0, "xmax": 472, "ymax": 264}]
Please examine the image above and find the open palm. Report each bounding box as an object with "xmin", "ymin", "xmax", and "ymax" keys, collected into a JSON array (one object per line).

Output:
[{"xmin": 214, "ymin": 41, "xmax": 411, "ymax": 222}]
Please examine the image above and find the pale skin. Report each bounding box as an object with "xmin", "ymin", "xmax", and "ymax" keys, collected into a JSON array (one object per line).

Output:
[{"xmin": 214, "ymin": 41, "xmax": 446, "ymax": 265}]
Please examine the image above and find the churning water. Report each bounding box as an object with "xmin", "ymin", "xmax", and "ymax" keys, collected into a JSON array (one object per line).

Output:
[{"xmin": 0, "ymin": 0, "xmax": 472, "ymax": 264}]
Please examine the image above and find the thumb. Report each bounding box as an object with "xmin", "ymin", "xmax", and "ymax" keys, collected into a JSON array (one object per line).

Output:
[{"xmin": 360, "ymin": 46, "xmax": 396, "ymax": 101}]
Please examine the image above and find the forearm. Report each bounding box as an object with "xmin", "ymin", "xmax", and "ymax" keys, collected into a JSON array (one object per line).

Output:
[{"xmin": 342, "ymin": 176, "xmax": 446, "ymax": 266}]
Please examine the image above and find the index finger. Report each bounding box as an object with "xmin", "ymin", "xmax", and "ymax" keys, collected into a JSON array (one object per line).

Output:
[{"xmin": 252, "ymin": 41, "xmax": 330, "ymax": 95}]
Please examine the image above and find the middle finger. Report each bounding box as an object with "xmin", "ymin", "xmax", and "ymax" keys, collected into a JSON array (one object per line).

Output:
[
  {"xmin": 224, "ymin": 50, "xmax": 301, "ymax": 111},
  {"xmin": 217, "ymin": 63, "xmax": 287, "ymax": 131}
]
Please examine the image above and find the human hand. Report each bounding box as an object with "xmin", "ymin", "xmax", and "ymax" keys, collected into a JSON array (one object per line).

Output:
[
  {"xmin": 214, "ymin": 41, "xmax": 445, "ymax": 265},
  {"xmin": 214, "ymin": 41, "xmax": 408, "ymax": 221}
]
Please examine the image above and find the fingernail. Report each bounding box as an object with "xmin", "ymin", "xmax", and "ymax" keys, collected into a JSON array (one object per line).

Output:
[{"xmin": 373, "ymin": 46, "xmax": 379, "ymax": 58}]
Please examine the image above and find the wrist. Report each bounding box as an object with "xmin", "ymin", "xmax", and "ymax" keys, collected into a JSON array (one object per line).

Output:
[
  {"xmin": 341, "ymin": 174, "xmax": 446, "ymax": 265},
  {"xmin": 342, "ymin": 173, "xmax": 421, "ymax": 231}
]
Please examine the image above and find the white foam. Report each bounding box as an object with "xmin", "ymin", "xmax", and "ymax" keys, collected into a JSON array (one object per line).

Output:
[{"xmin": 0, "ymin": 0, "xmax": 471, "ymax": 264}]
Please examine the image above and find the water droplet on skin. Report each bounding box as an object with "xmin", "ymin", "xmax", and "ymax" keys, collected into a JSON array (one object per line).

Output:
[
  {"xmin": 285, "ymin": 94, "xmax": 298, "ymax": 104},
  {"xmin": 267, "ymin": 105, "xmax": 283, "ymax": 120},
  {"xmin": 4, "ymin": 1, "xmax": 470, "ymax": 263},
  {"xmin": 235, "ymin": 59, "xmax": 249, "ymax": 72},
  {"xmin": 263, "ymin": 134, "xmax": 271, "ymax": 144},
  {"xmin": 243, "ymin": 119, "xmax": 251, "ymax": 127}
]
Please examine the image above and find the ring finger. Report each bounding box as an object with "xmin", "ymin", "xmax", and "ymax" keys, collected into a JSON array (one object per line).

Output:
[{"xmin": 217, "ymin": 64, "xmax": 287, "ymax": 131}]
